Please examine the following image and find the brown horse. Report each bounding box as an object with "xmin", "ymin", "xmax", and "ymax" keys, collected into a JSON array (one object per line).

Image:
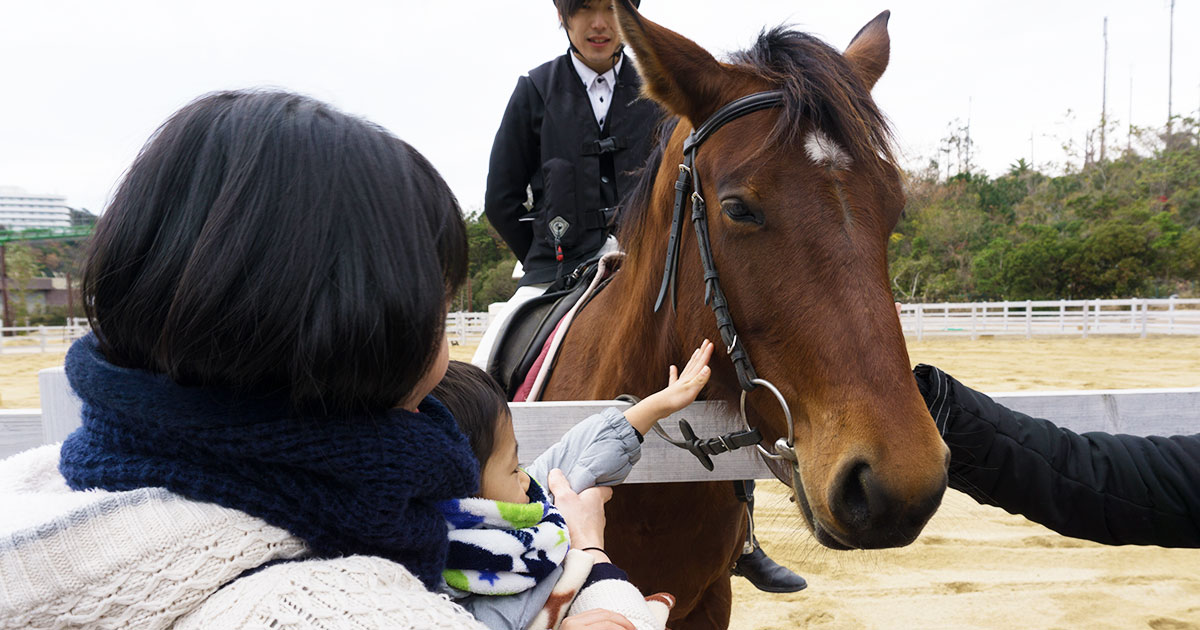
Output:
[{"xmin": 541, "ymin": 3, "xmax": 949, "ymax": 628}]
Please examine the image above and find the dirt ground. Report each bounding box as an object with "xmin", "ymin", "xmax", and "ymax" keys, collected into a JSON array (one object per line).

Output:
[
  {"xmin": 3, "ymin": 336, "xmax": 1198, "ymax": 628},
  {"xmin": 0, "ymin": 352, "xmax": 70, "ymax": 408}
]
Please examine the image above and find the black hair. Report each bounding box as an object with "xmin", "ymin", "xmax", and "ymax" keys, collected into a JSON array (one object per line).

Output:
[
  {"xmin": 554, "ymin": 0, "xmax": 640, "ymax": 21},
  {"xmin": 432, "ymin": 361, "xmax": 510, "ymax": 468},
  {"xmin": 83, "ymin": 90, "xmax": 468, "ymax": 415}
]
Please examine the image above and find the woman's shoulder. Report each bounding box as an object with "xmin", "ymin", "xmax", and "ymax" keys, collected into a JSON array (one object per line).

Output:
[
  {"xmin": 176, "ymin": 555, "xmax": 489, "ymax": 630},
  {"xmin": 0, "ymin": 445, "xmax": 308, "ymax": 628}
]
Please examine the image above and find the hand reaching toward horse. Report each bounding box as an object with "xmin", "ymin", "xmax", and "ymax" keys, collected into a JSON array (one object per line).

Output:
[{"xmin": 623, "ymin": 339, "xmax": 713, "ymax": 436}]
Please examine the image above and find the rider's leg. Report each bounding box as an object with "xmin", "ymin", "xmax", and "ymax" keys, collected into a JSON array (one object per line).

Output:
[{"xmin": 731, "ymin": 479, "xmax": 808, "ymax": 593}]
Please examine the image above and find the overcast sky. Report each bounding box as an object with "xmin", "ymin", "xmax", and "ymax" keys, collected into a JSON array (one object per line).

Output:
[{"xmin": 1, "ymin": 1, "xmax": 1196, "ymax": 215}]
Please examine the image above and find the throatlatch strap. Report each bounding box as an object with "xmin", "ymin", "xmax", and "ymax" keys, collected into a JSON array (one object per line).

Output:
[{"xmin": 654, "ymin": 154, "xmax": 694, "ymax": 313}]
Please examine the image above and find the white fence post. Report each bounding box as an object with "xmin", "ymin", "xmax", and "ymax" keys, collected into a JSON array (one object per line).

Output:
[
  {"xmin": 916, "ymin": 303, "xmax": 924, "ymax": 342},
  {"xmin": 1169, "ymin": 296, "xmax": 1176, "ymax": 334},
  {"xmin": 1140, "ymin": 300, "xmax": 1148, "ymax": 338},
  {"xmin": 1081, "ymin": 300, "xmax": 1090, "ymax": 339},
  {"xmin": 1025, "ymin": 300, "xmax": 1033, "ymax": 339}
]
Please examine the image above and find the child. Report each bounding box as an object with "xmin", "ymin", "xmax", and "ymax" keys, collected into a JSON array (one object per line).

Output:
[{"xmin": 432, "ymin": 340, "xmax": 715, "ymax": 630}]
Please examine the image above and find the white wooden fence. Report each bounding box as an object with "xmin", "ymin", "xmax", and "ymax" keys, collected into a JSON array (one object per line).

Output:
[
  {"xmin": 445, "ymin": 312, "xmax": 491, "ymax": 345},
  {"xmin": 443, "ymin": 298, "xmax": 1200, "ymax": 346},
  {"xmin": 0, "ymin": 325, "xmax": 90, "ymax": 354},
  {"xmin": 4, "ymin": 367, "xmax": 1196, "ymax": 482},
  {"xmin": 11, "ymin": 299, "xmax": 1194, "ymax": 353},
  {"xmin": 898, "ymin": 297, "xmax": 1200, "ymax": 340}
]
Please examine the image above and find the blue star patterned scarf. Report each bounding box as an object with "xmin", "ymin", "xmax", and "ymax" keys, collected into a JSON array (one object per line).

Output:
[{"xmin": 438, "ymin": 478, "xmax": 570, "ymax": 595}]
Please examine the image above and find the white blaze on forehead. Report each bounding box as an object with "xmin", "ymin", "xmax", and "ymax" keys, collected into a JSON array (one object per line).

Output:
[{"xmin": 804, "ymin": 130, "xmax": 852, "ymax": 170}]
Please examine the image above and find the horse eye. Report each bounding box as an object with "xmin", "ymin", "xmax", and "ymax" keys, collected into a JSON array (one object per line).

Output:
[{"xmin": 722, "ymin": 200, "xmax": 761, "ymax": 225}]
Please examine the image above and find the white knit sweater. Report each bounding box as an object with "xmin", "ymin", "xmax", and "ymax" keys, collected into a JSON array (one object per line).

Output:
[{"xmin": 0, "ymin": 445, "xmax": 488, "ymax": 630}]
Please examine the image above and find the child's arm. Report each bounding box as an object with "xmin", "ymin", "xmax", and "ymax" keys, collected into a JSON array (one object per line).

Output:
[
  {"xmin": 623, "ymin": 339, "xmax": 713, "ymax": 436},
  {"xmin": 526, "ymin": 340, "xmax": 713, "ymax": 496}
]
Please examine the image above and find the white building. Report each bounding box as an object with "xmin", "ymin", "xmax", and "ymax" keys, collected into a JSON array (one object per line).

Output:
[{"xmin": 0, "ymin": 186, "xmax": 72, "ymax": 230}]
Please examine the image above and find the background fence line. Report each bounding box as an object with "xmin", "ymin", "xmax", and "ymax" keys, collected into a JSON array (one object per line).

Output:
[
  {"xmin": 0, "ymin": 324, "xmax": 90, "ymax": 354},
  {"xmin": 897, "ymin": 297, "xmax": 1200, "ymax": 340},
  {"xmin": 3, "ymin": 298, "xmax": 1196, "ymax": 354},
  {"xmin": 439, "ymin": 298, "xmax": 1200, "ymax": 344}
]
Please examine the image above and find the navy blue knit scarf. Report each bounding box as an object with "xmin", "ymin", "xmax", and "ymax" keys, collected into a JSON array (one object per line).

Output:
[{"xmin": 59, "ymin": 334, "xmax": 479, "ymax": 590}]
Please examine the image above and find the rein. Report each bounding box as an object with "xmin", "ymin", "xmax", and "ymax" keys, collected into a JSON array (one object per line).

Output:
[{"xmin": 647, "ymin": 90, "xmax": 801, "ymax": 474}]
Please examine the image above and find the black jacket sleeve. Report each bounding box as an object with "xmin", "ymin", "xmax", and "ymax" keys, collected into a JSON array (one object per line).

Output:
[
  {"xmin": 484, "ymin": 76, "xmax": 541, "ymax": 262},
  {"xmin": 913, "ymin": 364, "xmax": 1200, "ymax": 548}
]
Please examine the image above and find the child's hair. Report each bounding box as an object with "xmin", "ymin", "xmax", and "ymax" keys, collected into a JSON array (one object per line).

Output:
[
  {"xmin": 432, "ymin": 361, "xmax": 510, "ymax": 467},
  {"xmin": 82, "ymin": 89, "xmax": 467, "ymax": 415}
]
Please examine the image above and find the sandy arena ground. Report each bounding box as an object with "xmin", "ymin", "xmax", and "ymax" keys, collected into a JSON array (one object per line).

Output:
[{"xmin": 3, "ymin": 336, "xmax": 1198, "ymax": 628}]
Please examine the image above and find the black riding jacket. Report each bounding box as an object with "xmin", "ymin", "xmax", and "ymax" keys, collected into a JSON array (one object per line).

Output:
[
  {"xmin": 484, "ymin": 53, "xmax": 661, "ymax": 286},
  {"xmin": 914, "ymin": 364, "xmax": 1200, "ymax": 548}
]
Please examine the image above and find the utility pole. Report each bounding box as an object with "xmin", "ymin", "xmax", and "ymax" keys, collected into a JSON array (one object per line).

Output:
[
  {"xmin": 1128, "ymin": 70, "xmax": 1134, "ymax": 153},
  {"xmin": 965, "ymin": 97, "xmax": 973, "ymax": 176},
  {"xmin": 1168, "ymin": 0, "xmax": 1176, "ymax": 134},
  {"xmin": 1101, "ymin": 17, "xmax": 1108, "ymax": 162},
  {"xmin": 66, "ymin": 271, "xmax": 73, "ymax": 326},
  {"xmin": 1, "ymin": 243, "xmax": 7, "ymax": 331}
]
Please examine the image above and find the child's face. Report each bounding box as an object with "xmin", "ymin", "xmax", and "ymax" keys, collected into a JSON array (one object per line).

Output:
[{"xmin": 479, "ymin": 412, "xmax": 532, "ymax": 504}]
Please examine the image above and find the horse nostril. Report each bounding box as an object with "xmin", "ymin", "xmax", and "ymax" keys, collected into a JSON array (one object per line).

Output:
[{"xmin": 834, "ymin": 460, "xmax": 873, "ymax": 528}]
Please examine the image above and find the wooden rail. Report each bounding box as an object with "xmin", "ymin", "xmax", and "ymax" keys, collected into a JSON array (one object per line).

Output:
[
  {"xmin": 444, "ymin": 312, "xmax": 491, "ymax": 344},
  {"xmin": 442, "ymin": 298, "xmax": 1200, "ymax": 345},
  {"xmin": 0, "ymin": 325, "xmax": 90, "ymax": 354},
  {"xmin": 898, "ymin": 298, "xmax": 1200, "ymax": 340},
  {"xmin": 6, "ymin": 367, "xmax": 1196, "ymax": 480}
]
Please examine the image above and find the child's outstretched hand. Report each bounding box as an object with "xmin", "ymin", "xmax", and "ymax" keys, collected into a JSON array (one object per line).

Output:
[{"xmin": 623, "ymin": 339, "xmax": 713, "ymax": 436}]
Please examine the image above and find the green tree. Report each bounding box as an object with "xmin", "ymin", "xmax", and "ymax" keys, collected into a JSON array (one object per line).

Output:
[
  {"xmin": 3, "ymin": 243, "xmax": 39, "ymax": 322},
  {"xmin": 889, "ymin": 116, "xmax": 1200, "ymax": 301},
  {"xmin": 470, "ymin": 259, "xmax": 518, "ymax": 311}
]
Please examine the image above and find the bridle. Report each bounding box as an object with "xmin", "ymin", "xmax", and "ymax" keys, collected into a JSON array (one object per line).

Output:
[{"xmin": 645, "ymin": 89, "xmax": 801, "ymax": 476}]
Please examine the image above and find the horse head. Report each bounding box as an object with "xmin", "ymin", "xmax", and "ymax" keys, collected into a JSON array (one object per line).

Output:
[{"xmin": 614, "ymin": 1, "xmax": 948, "ymax": 550}]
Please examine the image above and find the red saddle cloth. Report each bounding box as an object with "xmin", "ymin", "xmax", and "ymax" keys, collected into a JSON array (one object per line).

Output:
[
  {"xmin": 508, "ymin": 251, "xmax": 624, "ymax": 403},
  {"xmin": 512, "ymin": 318, "xmax": 566, "ymax": 403}
]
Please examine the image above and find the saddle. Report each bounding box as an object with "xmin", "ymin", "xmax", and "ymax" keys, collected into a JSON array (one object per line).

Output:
[{"xmin": 487, "ymin": 260, "xmax": 602, "ymax": 400}]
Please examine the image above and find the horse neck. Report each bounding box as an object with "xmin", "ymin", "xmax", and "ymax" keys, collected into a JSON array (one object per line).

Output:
[
  {"xmin": 551, "ymin": 189, "xmax": 685, "ymax": 400},
  {"xmin": 557, "ymin": 254, "xmax": 679, "ymax": 400}
]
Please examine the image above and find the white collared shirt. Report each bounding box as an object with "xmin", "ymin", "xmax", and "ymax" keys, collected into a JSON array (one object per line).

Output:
[{"xmin": 570, "ymin": 53, "xmax": 623, "ymax": 128}]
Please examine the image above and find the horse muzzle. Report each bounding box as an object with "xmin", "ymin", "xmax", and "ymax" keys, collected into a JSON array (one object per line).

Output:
[{"xmin": 774, "ymin": 445, "xmax": 949, "ymax": 550}]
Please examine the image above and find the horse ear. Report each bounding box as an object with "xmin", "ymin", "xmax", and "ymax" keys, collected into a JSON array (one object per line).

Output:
[
  {"xmin": 613, "ymin": 0, "xmax": 726, "ymax": 124},
  {"xmin": 844, "ymin": 10, "xmax": 891, "ymax": 91}
]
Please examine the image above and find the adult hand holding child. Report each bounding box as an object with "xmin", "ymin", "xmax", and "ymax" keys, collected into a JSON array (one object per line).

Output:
[{"xmin": 547, "ymin": 468, "xmax": 612, "ymax": 563}]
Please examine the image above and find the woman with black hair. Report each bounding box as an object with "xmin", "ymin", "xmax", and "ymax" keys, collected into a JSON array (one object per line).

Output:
[{"xmin": 0, "ymin": 90, "xmax": 633, "ymax": 630}]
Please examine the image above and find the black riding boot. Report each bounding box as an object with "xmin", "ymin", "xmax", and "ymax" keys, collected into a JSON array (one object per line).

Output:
[{"xmin": 731, "ymin": 480, "xmax": 808, "ymax": 593}]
